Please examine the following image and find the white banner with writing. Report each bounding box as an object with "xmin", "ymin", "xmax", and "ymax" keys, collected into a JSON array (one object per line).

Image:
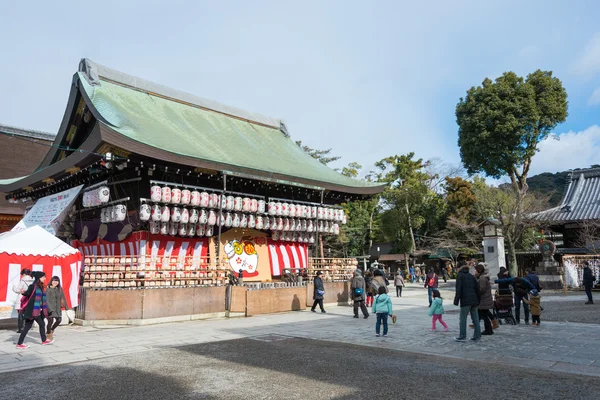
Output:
[{"xmin": 12, "ymin": 185, "xmax": 83, "ymax": 235}]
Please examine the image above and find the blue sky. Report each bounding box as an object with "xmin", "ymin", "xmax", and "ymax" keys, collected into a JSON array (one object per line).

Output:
[{"xmin": 1, "ymin": 1, "xmax": 600, "ymax": 180}]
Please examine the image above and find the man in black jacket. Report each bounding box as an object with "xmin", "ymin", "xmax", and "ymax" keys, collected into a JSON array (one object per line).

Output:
[
  {"xmin": 454, "ymin": 266, "xmax": 481, "ymax": 342},
  {"xmin": 583, "ymin": 262, "xmax": 595, "ymax": 304}
]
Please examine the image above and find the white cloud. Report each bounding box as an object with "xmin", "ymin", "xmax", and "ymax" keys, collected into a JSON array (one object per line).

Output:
[
  {"xmin": 530, "ymin": 125, "xmax": 600, "ymax": 175},
  {"xmin": 574, "ymin": 33, "xmax": 600, "ymax": 75},
  {"xmin": 589, "ymin": 87, "xmax": 600, "ymax": 106}
]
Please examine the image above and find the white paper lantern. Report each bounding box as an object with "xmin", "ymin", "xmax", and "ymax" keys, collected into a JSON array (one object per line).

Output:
[
  {"xmin": 170, "ymin": 188, "xmax": 182, "ymax": 204},
  {"xmin": 258, "ymin": 200, "xmax": 266, "ymax": 214},
  {"xmin": 205, "ymin": 225, "xmax": 214, "ymax": 237},
  {"xmin": 282, "ymin": 203, "xmax": 289, "ymax": 217},
  {"xmin": 233, "ymin": 213, "xmax": 241, "ymax": 228},
  {"xmin": 311, "ymin": 206, "xmax": 317, "ymax": 219},
  {"xmin": 139, "ymin": 204, "xmax": 151, "ymax": 221},
  {"xmin": 97, "ymin": 186, "xmax": 110, "ymax": 204},
  {"xmin": 226, "ymin": 196, "xmax": 235, "ymax": 211},
  {"xmin": 189, "ymin": 209, "xmax": 199, "ymax": 224},
  {"xmin": 256, "ymin": 215, "xmax": 264, "ymax": 230},
  {"xmin": 169, "ymin": 222, "xmax": 178, "ymax": 236},
  {"xmin": 225, "ymin": 212, "xmax": 233, "ymax": 228},
  {"xmin": 151, "ymin": 186, "xmax": 162, "ymax": 202},
  {"xmin": 150, "ymin": 221, "xmax": 160, "ymax": 234},
  {"xmin": 248, "ymin": 214, "xmax": 256, "ymax": 229},
  {"xmin": 272, "ymin": 230, "xmax": 280, "ymax": 241},
  {"xmin": 114, "ymin": 204, "xmax": 127, "ymax": 222},
  {"xmin": 289, "ymin": 204, "xmax": 297, "ymax": 218},
  {"xmin": 187, "ymin": 224, "xmax": 196, "ymax": 236},
  {"xmin": 199, "ymin": 209, "xmax": 208, "ymax": 224},
  {"xmin": 161, "ymin": 206, "xmax": 170, "ymax": 222},
  {"xmin": 160, "ymin": 222, "xmax": 169, "ymax": 235},
  {"xmin": 200, "ymin": 192, "xmax": 210, "ymax": 208},
  {"xmin": 242, "ymin": 198, "xmax": 251, "ymax": 212},
  {"xmin": 171, "ymin": 206, "xmax": 182, "ymax": 223},
  {"xmin": 251, "ymin": 199, "xmax": 258, "ymax": 213},
  {"xmin": 181, "ymin": 189, "xmax": 191, "ymax": 205},
  {"xmin": 178, "ymin": 223, "xmax": 188, "ymax": 236},
  {"xmin": 191, "ymin": 190, "xmax": 201, "ymax": 206},
  {"xmin": 196, "ymin": 223, "xmax": 206, "ymax": 236},
  {"xmin": 263, "ymin": 216, "xmax": 270, "ymax": 230},
  {"xmin": 240, "ymin": 214, "xmax": 248, "ymax": 228},
  {"xmin": 317, "ymin": 207, "xmax": 324, "ymax": 220},
  {"xmin": 181, "ymin": 208, "xmax": 190, "ymax": 223},
  {"xmin": 234, "ymin": 197, "xmax": 243, "ymax": 211},
  {"xmin": 151, "ymin": 205, "xmax": 162, "ymax": 222},
  {"xmin": 268, "ymin": 201, "xmax": 276, "ymax": 215},
  {"xmin": 208, "ymin": 210, "xmax": 217, "ymax": 225},
  {"xmin": 161, "ymin": 187, "xmax": 172, "ymax": 203}
]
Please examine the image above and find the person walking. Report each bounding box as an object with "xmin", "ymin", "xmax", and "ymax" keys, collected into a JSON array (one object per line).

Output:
[
  {"xmin": 372, "ymin": 286, "xmax": 393, "ymax": 337},
  {"xmin": 409, "ymin": 266, "xmax": 416, "ymax": 283},
  {"xmin": 16, "ymin": 271, "xmax": 52, "ymax": 349},
  {"xmin": 12, "ymin": 268, "xmax": 33, "ymax": 333},
  {"xmin": 350, "ymin": 269, "xmax": 369, "ymax": 319},
  {"xmin": 583, "ymin": 261, "xmax": 595, "ymax": 304},
  {"xmin": 424, "ymin": 268, "xmax": 439, "ymax": 307},
  {"xmin": 415, "ymin": 266, "xmax": 422, "ymax": 284},
  {"xmin": 311, "ymin": 271, "xmax": 326, "ymax": 313},
  {"xmin": 372, "ymin": 269, "xmax": 389, "ymax": 294},
  {"xmin": 46, "ymin": 276, "xmax": 68, "ymax": 340},
  {"xmin": 428, "ymin": 289, "xmax": 449, "ymax": 332},
  {"xmin": 453, "ymin": 266, "xmax": 481, "ymax": 342},
  {"xmin": 475, "ymin": 264, "xmax": 494, "ymax": 335},
  {"xmin": 364, "ymin": 269, "xmax": 374, "ymax": 307},
  {"xmin": 394, "ymin": 272, "xmax": 405, "ymax": 297}
]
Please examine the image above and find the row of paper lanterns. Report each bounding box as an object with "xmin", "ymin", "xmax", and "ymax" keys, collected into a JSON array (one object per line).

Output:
[
  {"xmin": 140, "ymin": 204, "xmax": 340, "ymax": 234},
  {"xmin": 148, "ymin": 221, "xmax": 319, "ymax": 243},
  {"xmin": 83, "ymin": 186, "xmax": 110, "ymax": 208},
  {"xmin": 149, "ymin": 186, "xmax": 346, "ymax": 222},
  {"xmin": 100, "ymin": 205, "xmax": 127, "ymax": 223}
]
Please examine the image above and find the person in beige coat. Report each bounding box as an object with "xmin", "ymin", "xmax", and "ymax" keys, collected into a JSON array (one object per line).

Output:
[
  {"xmin": 475, "ymin": 264, "xmax": 494, "ymax": 335},
  {"xmin": 394, "ymin": 272, "xmax": 405, "ymax": 297}
]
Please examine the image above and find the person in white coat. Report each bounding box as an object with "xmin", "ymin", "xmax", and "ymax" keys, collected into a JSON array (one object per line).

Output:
[{"xmin": 12, "ymin": 268, "xmax": 33, "ymax": 333}]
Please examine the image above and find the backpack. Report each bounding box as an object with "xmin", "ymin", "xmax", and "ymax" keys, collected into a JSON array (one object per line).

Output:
[
  {"xmin": 354, "ymin": 287, "xmax": 364, "ymax": 296},
  {"xmin": 428, "ymin": 275, "xmax": 436, "ymax": 287}
]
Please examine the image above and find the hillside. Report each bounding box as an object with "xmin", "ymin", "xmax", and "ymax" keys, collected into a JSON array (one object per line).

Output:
[{"xmin": 526, "ymin": 171, "xmax": 569, "ymax": 206}]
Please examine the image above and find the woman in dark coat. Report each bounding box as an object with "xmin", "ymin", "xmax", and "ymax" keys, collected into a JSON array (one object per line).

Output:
[
  {"xmin": 583, "ymin": 261, "xmax": 595, "ymax": 304},
  {"xmin": 46, "ymin": 276, "xmax": 68, "ymax": 340},
  {"xmin": 311, "ymin": 271, "xmax": 326, "ymax": 313},
  {"xmin": 16, "ymin": 271, "xmax": 52, "ymax": 349}
]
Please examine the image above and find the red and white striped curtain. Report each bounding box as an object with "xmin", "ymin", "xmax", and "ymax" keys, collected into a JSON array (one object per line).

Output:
[
  {"xmin": 0, "ymin": 252, "xmax": 82, "ymax": 309},
  {"xmin": 267, "ymin": 240, "xmax": 308, "ymax": 277}
]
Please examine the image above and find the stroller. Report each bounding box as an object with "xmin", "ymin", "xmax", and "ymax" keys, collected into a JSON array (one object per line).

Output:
[{"xmin": 493, "ymin": 289, "xmax": 517, "ymax": 325}]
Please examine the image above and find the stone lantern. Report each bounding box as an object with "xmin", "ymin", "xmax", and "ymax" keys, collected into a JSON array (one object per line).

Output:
[{"xmin": 481, "ymin": 218, "xmax": 505, "ymax": 279}]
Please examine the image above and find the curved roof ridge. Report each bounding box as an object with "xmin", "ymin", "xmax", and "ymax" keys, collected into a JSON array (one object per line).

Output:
[{"xmin": 78, "ymin": 58, "xmax": 282, "ymax": 129}]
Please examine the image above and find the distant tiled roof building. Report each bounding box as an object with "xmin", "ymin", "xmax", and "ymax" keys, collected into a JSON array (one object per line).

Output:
[
  {"xmin": 534, "ymin": 168, "xmax": 600, "ymax": 224},
  {"xmin": 0, "ymin": 124, "xmax": 54, "ymax": 230}
]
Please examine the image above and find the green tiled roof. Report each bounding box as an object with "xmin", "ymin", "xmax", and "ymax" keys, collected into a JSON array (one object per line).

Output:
[{"xmin": 79, "ymin": 71, "xmax": 384, "ymax": 194}]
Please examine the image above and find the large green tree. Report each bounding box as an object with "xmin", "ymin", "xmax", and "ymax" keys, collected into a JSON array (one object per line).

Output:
[{"xmin": 456, "ymin": 70, "xmax": 568, "ymax": 274}]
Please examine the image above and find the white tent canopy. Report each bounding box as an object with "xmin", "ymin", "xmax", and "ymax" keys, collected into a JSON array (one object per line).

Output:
[{"xmin": 0, "ymin": 225, "xmax": 79, "ymax": 257}]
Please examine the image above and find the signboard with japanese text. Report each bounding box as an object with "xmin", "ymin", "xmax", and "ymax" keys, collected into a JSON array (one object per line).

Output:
[{"xmin": 12, "ymin": 185, "xmax": 83, "ymax": 235}]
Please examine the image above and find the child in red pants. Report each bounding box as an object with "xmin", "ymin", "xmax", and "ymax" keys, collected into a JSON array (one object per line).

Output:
[{"xmin": 428, "ymin": 290, "xmax": 449, "ymax": 332}]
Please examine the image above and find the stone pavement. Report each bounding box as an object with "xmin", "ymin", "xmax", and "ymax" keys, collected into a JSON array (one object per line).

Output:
[{"xmin": 1, "ymin": 282, "xmax": 599, "ymax": 377}]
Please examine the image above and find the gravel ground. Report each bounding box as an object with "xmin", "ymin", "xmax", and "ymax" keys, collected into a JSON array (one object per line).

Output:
[
  {"xmin": 540, "ymin": 298, "xmax": 599, "ymax": 324},
  {"xmin": 1, "ymin": 337, "xmax": 598, "ymax": 400}
]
